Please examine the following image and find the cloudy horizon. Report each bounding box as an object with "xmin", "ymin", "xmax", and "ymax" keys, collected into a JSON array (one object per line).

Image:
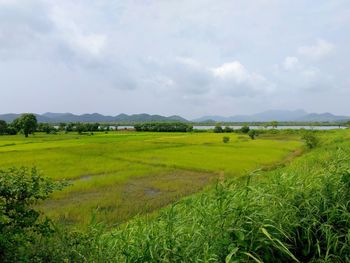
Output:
[{"xmin": 0, "ymin": 0, "xmax": 349, "ymax": 119}]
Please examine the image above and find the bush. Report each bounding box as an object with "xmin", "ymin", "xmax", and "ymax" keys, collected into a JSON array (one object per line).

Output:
[
  {"xmin": 222, "ymin": 136, "xmax": 230, "ymax": 143},
  {"xmin": 240, "ymin": 125, "xmax": 250, "ymax": 133},
  {"xmin": 302, "ymin": 132, "xmax": 320, "ymax": 149},
  {"xmin": 213, "ymin": 124, "xmax": 223, "ymax": 133},
  {"xmin": 223, "ymin": 126, "xmax": 233, "ymax": 133},
  {"xmin": 248, "ymin": 129, "xmax": 258, "ymax": 140},
  {"xmin": 0, "ymin": 167, "xmax": 66, "ymax": 262}
]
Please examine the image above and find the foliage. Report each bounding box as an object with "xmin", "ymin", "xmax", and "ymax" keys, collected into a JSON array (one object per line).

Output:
[
  {"xmin": 213, "ymin": 124, "xmax": 223, "ymax": 133},
  {"xmin": 0, "ymin": 120, "xmax": 7, "ymax": 135},
  {"xmin": 0, "ymin": 167, "xmax": 66, "ymax": 262},
  {"xmin": 13, "ymin": 113, "xmax": 38, "ymax": 137},
  {"xmin": 271, "ymin": 120, "xmax": 279, "ymax": 128},
  {"xmin": 222, "ymin": 136, "xmax": 230, "ymax": 143},
  {"xmin": 248, "ymin": 129, "xmax": 258, "ymax": 139},
  {"xmin": 37, "ymin": 123, "xmax": 57, "ymax": 134},
  {"xmin": 240, "ymin": 125, "xmax": 250, "ymax": 133},
  {"xmin": 223, "ymin": 126, "xmax": 233, "ymax": 133},
  {"xmin": 302, "ymin": 132, "xmax": 320, "ymax": 149},
  {"xmin": 134, "ymin": 122, "xmax": 193, "ymax": 132},
  {"xmin": 5, "ymin": 126, "xmax": 17, "ymax": 135}
]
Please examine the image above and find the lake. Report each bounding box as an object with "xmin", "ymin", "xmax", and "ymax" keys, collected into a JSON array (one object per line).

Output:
[{"xmin": 193, "ymin": 125, "xmax": 347, "ymax": 130}]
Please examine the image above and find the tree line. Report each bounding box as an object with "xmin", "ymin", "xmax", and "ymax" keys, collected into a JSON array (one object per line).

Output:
[
  {"xmin": 134, "ymin": 122, "xmax": 193, "ymax": 132},
  {"xmin": 0, "ymin": 113, "xmax": 114, "ymax": 137}
]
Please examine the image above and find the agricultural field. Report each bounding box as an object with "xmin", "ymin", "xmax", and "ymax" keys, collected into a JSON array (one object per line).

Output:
[{"xmin": 0, "ymin": 131, "xmax": 303, "ymax": 226}]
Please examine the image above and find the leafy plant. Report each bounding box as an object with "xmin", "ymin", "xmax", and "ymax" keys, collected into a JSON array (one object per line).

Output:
[
  {"xmin": 302, "ymin": 132, "xmax": 319, "ymax": 149},
  {"xmin": 0, "ymin": 167, "xmax": 66, "ymax": 262},
  {"xmin": 213, "ymin": 124, "xmax": 223, "ymax": 133},
  {"xmin": 240, "ymin": 125, "xmax": 250, "ymax": 133},
  {"xmin": 248, "ymin": 129, "xmax": 258, "ymax": 140},
  {"xmin": 222, "ymin": 136, "xmax": 230, "ymax": 143}
]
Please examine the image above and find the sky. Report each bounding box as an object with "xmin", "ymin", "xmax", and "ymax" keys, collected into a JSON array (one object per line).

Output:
[{"xmin": 0, "ymin": 0, "xmax": 349, "ymax": 119}]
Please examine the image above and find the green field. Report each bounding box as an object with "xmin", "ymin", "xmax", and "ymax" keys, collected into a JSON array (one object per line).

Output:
[{"xmin": 0, "ymin": 131, "xmax": 302, "ymax": 225}]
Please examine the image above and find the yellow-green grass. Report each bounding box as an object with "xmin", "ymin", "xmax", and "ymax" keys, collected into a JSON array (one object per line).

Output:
[{"xmin": 0, "ymin": 131, "xmax": 303, "ymax": 226}]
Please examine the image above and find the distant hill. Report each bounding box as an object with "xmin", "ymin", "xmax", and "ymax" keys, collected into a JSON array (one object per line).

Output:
[
  {"xmin": 0, "ymin": 112, "xmax": 189, "ymax": 123},
  {"xmin": 193, "ymin": 110, "xmax": 350, "ymax": 122},
  {"xmin": 1, "ymin": 110, "xmax": 349, "ymax": 123}
]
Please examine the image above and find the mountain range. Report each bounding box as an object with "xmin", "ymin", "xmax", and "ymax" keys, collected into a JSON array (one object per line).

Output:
[
  {"xmin": 193, "ymin": 110, "xmax": 350, "ymax": 122},
  {"xmin": 0, "ymin": 110, "xmax": 349, "ymax": 123},
  {"xmin": 0, "ymin": 113, "xmax": 188, "ymax": 123}
]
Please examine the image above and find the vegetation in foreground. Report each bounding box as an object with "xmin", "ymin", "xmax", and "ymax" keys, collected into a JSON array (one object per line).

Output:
[{"xmin": 0, "ymin": 130, "xmax": 349, "ymax": 262}]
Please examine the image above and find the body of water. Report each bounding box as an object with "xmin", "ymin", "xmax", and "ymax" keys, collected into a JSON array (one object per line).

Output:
[{"xmin": 193, "ymin": 125, "xmax": 347, "ymax": 130}]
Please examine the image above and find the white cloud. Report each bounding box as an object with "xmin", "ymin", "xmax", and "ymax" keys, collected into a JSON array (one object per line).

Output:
[
  {"xmin": 49, "ymin": 5, "xmax": 107, "ymax": 57},
  {"xmin": 212, "ymin": 61, "xmax": 248, "ymax": 82},
  {"xmin": 212, "ymin": 61, "xmax": 274, "ymax": 96},
  {"xmin": 297, "ymin": 39, "xmax": 334, "ymax": 60},
  {"xmin": 283, "ymin": 56, "xmax": 299, "ymax": 70}
]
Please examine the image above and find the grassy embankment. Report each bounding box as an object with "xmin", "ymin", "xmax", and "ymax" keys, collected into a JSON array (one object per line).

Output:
[{"xmin": 0, "ymin": 131, "xmax": 302, "ymax": 226}]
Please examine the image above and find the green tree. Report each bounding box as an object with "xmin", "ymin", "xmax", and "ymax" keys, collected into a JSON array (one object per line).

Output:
[
  {"xmin": 0, "ymin": 167, "xmax": 66, "ymax": 262},
  {"xmin": 75, "ymin": 123, "xmax": 86, "ymax": 134},
  {"xmin": 58, "ymin": 122, "xmax": 66, "ymax": 131},
  {"xmin": 213, "ymin": 124, "xmax": 223, "ymax": 133},
  {"xmin": 223, "ymin": 126, "xmax": 233, "ymax": 133},
  {"xmin": 240, "ymin": 125, "xmax": 250, "ymax": 133},
  {"xmin": 5, "ymin": 126, "xmax": 17, "ymax": 135},
  {"xmin": 248, "ymin": 129, "xmax": 257, "ymax": 140},
  {"xmin": 271, "ymin": 121, "xmax": 278, "ymax": 129},
  {"xmin": 14, "ymin": 114, "xmax": 38, "ymax": 137},
  {"xmin": 38, "ymin": 123, "xmax": 54, "ymax": 134},
  {"xmin": 0, "ymin": 120, "xmax": 7, "ymax": 135}
]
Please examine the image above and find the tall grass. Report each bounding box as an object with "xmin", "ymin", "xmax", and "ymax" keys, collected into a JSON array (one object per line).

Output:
[{"xmin": 35, "ymin": 132, "xmax": 350, "ymax": 262}]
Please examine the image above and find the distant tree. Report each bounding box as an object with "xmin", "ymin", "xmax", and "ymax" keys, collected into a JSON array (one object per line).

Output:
[
  {"xmin": 271, "ymin": 121, "xmax": 278, "ymax": 129},
  {"xmin": 11, "ymin": 118, "xmax": 21, "ymax": 133},
  {"xmin": 248, "ymin": 129, "xmax": 257, "ymax": 140},
  {"xmin": 38, "ymin": 123, "xmax": 53, "ymax": 134},
  {"xmin": 240, "ymin": 125, "xmax": 250, "ymax": 134},
  {"xmin": 75, "ymin": 123, "xmax": 86, "ymax": 134},
  {"xmin": 5, "ymin": 126, "xmax": 17, "ymax": 135},
  {"xmin": 222, "ymin": 136, "xmax": 230, "ymax": 143},
  {"xmin": 223, "ymin": 126, "xmax": 233, "ymax": 133},
  {"xmin": 14, "ymin": 114, "xmax": 38, "ymax": 137},
  {"xmin": 65, "ymin": 123, "xmax": 74, "ymax": 132},
  {"xmin": 302, "ymin": 132, "xmax": 320, "ymax": 149},
  {"xmin": 134, "ymin": 123, "xmax": 193, "ymax": 132},
  {"xmin": 58, "ymin": 123, "xmax": 66, "ymax": 131},
  {"xmin": 213, "ymin": 124, "xmax": 223, "ymax": 133},
  {"xmin": 0, "ymin": 120, "xmax": 7, "ymax": 135}
]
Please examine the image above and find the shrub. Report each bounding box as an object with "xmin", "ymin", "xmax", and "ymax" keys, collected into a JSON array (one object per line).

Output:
[
  {"xmin": 248, "ymin": 129, "xmax": 258, "ymax": 140},
  {"xmin": 213, "ymin": 124, "xmax": 223, "ymax": 133},
  {"xmin": 223, "ymin": 126, "xmax": 233, "ymax": 133},
  {"xmin": 302, "ymin": 132, "xmax": 320, "ymax": 149},
  {"xmin": 240, "ymin": 125, "xmax": 250, "ymax": 133},
  {"xmin": 222, "ymin": 136, "xmax": 230, "ymax": 143},
  {"xmin": 0, "ymin": 167, "xmax": 66, "ymax": 262}
]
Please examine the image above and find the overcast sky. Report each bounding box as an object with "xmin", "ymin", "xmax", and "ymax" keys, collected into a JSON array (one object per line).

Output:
[{"xmin": 0, "ymin": 0, "xmax": 349, "ymax": 118}]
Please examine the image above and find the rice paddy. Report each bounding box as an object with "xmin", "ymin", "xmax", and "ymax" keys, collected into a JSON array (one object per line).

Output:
[{"xmin": 0, "ymin": 131, "xmax": 303, "ymax": 226}]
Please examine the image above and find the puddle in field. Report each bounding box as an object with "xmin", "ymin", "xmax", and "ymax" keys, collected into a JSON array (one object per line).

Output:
[{"xmin": 144, "ymin": 187, "xmax": 161, "ymax": 196}]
